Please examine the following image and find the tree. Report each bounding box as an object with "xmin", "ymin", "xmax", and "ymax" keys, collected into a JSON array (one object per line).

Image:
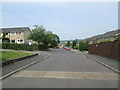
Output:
[
  {"xmin": 79, "ymin": 41, "xmax": 88, "ymax": 51},
  {"xmin": 28, "ymin": 25, "xmax": 46, "ymax": 44},
  {"xmin": 72, "ymin": 41, "xmax": 76, "ymax": 49},
  {"xmin": 28, "ymin": 25, "xmax": 60, "ymax": 49},
  {"xmin": 66, "ymin": 41, "xmax": 71, "ymax": 47}
]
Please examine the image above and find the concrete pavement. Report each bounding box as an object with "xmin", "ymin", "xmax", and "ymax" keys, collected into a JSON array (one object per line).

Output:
[
  {"xmin": 2, "ymin": 51, "xmax": 48, "ymax": 76},
  {"xmin": 2, "ymin": 48, "xmax": 118, "ymax": 88},
  {"xmin": 81, "ymin": 51, "xmax": 119, "ymax": 73}
]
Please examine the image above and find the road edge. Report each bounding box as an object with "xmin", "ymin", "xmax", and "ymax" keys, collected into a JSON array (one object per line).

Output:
[
  {"xmin": 2, "ymin": 53, "xmax": 38, "ymax": 66},
  {"xmin": 1, "ymin": 52, "xmax": 50, "ymax": 80},
  {"xmin": 71, "ymin": 49, "xmax": 120, "ymax": 74}
]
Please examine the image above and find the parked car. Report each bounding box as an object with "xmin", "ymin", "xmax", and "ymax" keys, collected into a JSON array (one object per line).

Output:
[
  {"xmin": 65, "ymin": 47, "xmax": 71, "ymax": 50},
  {"xmin": 63, "ymin": 46, "xmax": 68, "ymax": 49},
  {"xmin": 63, "ymin": 46, "xmax": 71, "ymax": 50}
]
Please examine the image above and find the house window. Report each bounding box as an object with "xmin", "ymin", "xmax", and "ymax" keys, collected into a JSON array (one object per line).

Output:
[
  {"xmin": 17, "ymin": 32, "xmax": 21, "ymax": 35},
  {"xmin": 20, "ymin": 40, "xmax": 23, "ymax": 42},
  {"xmin": 11, "ymin": 32, "xmax": 16, "ymax": 35},
  {"xmin": 6, "ymin": 33, "xmax": 8, "ymax": 35},
  {"xmin": 11, "ymin": 39, "xmax": 15, "ymax": 43}
]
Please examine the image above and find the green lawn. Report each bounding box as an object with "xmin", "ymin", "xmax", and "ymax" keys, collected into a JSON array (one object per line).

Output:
[{"xmin": 1, "ymin": 51, "xmax": 32, "ymax": 62}]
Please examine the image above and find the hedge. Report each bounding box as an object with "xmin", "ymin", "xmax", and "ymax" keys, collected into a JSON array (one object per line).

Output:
[
  {"xmin": 79, "ymin": 42, "xmax": 88, "ymax": 51},
  {"xmin": 0, "ymin": 42, "xmax": 39, "ymax": 51}
]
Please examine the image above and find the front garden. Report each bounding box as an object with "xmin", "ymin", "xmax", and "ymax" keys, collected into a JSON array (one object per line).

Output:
[{"xmin": 1, "ymin": 51, "xmax": 32, "ymax": 62}]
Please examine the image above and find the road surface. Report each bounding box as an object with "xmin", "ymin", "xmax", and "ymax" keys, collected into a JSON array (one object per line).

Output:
[{"xmin": 2, "ymin": 48, "xmax": 118, "ymax": 88}]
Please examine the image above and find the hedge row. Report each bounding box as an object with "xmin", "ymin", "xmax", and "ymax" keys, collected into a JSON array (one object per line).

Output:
[
  {"xmin": 0, "ymin": 42, "xmax": 49, "ymax": 51},
  {"xmin": 68, "ymin": 42, "xmax": 88, "ymax": 51},
  {"xmin": 79, "ymin": 42, "xmax": 88, "ymax": 51}
]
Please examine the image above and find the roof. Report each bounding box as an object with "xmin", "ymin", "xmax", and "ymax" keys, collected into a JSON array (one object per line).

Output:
[
  {"xmin": 82, "ymin": 29, "xmax": 120, "ymax": 42},
  {"xmin": 0, "ymin": 27, "xmax": 31, "ymax": 33}
]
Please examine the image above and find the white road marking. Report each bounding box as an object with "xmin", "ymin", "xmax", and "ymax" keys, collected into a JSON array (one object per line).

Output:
[{"xmin": 12, "ymin": 70, "xmax": 118, "ymax": 80}]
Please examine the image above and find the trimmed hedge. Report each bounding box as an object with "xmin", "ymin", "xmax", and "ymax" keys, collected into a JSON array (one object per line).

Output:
[
  {"xmin": 74, "ymin": 46, "xmax": 79, "ymax": 50},
  {"xmin": 0, "ymin": 42, "xmax": 38, "ymax": 51},
  {"xmin": 79, "ymin": 41, "xmax": 88, "ymax": 51}
]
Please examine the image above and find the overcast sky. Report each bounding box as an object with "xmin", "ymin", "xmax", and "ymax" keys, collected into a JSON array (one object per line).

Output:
[{"xmin": 1, "ymin": 2, "xmax": 118, "ymax": 40}]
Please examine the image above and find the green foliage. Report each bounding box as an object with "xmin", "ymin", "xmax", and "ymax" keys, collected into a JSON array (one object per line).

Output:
[
  {"xmin": 1, "ymin": 42, "xmax": 38, "ymax": 51},
  {"xmin": 100, "ymin": 39, "xmax": 111, "ymax": 43},
  {"xmin": 72, "ymin": 41, "xmax": 76, "ymax": 49},
  {"xmin": 74, "ymin": 46, "xmax": 79, "ymax": 50},
  {"xmin": 2, "ymin": 51, "xmax": 32, "ymax": 61},
  {"xmin": 69, "ymin": 46, "xmax": 72, "ymax": 48},
  {"xmin": 115, "ymin": 35, "xmax": 120, "ymax": 41},
  {"xmin": 79, "ymin": 41, "xmax": 88, "ymax": 51},
  {"xmin": 38, "ymin": 44, "xmax": 48, "ymax": 51},
  {"xmin": 28, "ymin": 25, "xmax": 60, "ymax": 48},
  {"xmin": 49, "ymin": 40, "xmax": 58, "ymax": 48},
  {"xmin": 66, "ymin": 41, "xmax": 71, "ymax": 47},
  {"xmin": 1, "ymin": 42, "xmax": 10, "ymax": 49}
]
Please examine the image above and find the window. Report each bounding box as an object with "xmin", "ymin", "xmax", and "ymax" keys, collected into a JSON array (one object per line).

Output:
[
  {"xmin": 17, "ymin": 32, "xmax": 21, "ymax": 35},
  {"xmin": 6, "ymin": 33, "xmax": 8, "ymax": 35},
  {"xmin": 11, "ymin": 32, "xmax": 16, "ymax": 35},
  {"xmin": 11, "ymin": 39, "xmax": 15, "ymax": 43},
  {"xmin": 20, "ymin": 40, "xmax": 23, "ymax": 42}
]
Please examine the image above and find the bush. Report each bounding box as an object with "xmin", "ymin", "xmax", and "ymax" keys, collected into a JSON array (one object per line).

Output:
[
  {"xmin": 2, "ymin": 42, "xmax": 10, "ymax": 49},
  {"xmin": 79, "ymin": 41, "xmax": 88, "ymax": 51},
  {"xmin": 31, "ymin": 44, "xmax": 38, "ymax": 50},
  {"xmin": 69, "ymin": 46, "xmax": 72, "ymax": 48},
  {"xmin": 1, "ymin": 43, "xmax": 38, "ymax": 51},
  {"xmin": 74, "ymin": 46, "xmax": 79, "ymax": 50},
  {"xmin": 114, "ymin": 35, "xmax": 120, "ymax": 41},
  {"xmin": 100, "ymin": 39, "xmax": 111, "ymax": 43},
  {"xmin": 38, "ymin": 44, "xmax": 48, "ymax": 51}
]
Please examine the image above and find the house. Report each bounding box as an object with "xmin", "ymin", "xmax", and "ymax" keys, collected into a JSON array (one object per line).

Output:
[
  {"xmin": 81, "ymin": 29, "xmax": 120, "ymax": 44},
  {"xmin": 0, "ymin": 27, "xmax": 31, "ymax": 44}
]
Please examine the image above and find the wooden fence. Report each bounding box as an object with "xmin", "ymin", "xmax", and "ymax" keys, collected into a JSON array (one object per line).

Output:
[{"xmin": 88, "ymin": 41, "xmax": 120, "ymax": 60}]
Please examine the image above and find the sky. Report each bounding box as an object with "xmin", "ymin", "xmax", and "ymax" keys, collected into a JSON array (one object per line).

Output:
[{"xmin": 0, "ymin": 2, "xmax": 118, "ymax": 40}]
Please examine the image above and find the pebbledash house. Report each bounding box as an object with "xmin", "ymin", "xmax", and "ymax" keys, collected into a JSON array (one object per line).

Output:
[{"xmin": 0, "ymin": 27, "xmax": 32, "ymax": 44}]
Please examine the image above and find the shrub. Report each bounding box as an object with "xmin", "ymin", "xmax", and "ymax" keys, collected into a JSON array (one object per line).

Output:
[
  {"xmin": 79, "ymin": 41, "xmax": 88, "ymax": 51},
  {"xmin": 69, "ymin": 46, "xmax": 72, "ymax": 48},
  {"xmin": 114, "ymin": 35, "xmax": 120, "ymax": 41},
  {"xmin": 31, "ymin": 44, "xmax": 38, "ymax": 50},
  {"xmin": 38, "ymin": 44, "xmax": 48, "ymax": 51},
  {"xmin": 2, "ymin": 42, "xmax": 10, "ymax": 49},
  {"xmin": 1, "ymin": 43, "xmax": 38, "ymax": 51},
  {"xmin": 100, "ymin": 39, "xmax": 111, "ymax": 43},
  {"xmin": 74, "ymin": 46, "xmax": 79, "ymax": 50}
]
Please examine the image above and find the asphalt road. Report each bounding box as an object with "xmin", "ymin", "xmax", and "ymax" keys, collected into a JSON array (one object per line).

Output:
[{"xmin": 2, "ymin": 48, "xmax": 118, "ymax": 88}]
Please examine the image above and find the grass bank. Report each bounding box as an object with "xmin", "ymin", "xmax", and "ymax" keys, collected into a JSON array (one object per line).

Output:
[{"xmin": 1, "ymin": 51, "xmax": 32, "ymax": 62}]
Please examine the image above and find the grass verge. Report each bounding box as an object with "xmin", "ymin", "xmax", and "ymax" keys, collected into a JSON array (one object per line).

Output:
[{"xmin": 1, "ymin": 51, "xmax": 32, "ymax": 62}]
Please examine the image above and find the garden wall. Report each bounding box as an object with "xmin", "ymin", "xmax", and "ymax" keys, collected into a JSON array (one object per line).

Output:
[{"xmin": 88, "ymin": 41, "xmax": 120, "ymax": 60}]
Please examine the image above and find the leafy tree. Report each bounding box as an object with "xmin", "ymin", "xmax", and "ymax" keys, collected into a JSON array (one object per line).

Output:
[
  {"xmin": 28, "ymin": 25, "xmax": 60, "ymax": 49},
  {"xmin": 72, "ymin": 41, "xmax": 76, "ymax": 49},
  {"xmin": 79, "ymin": 41, "xmax": 88, "ymax": 51},
  {"xmin": 28, "ymin": 25, "xmax": 46, "ymax": 44},
  {"xmin": 66, "ymin": 41, "xmax": 71, "ymax": 47}
]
